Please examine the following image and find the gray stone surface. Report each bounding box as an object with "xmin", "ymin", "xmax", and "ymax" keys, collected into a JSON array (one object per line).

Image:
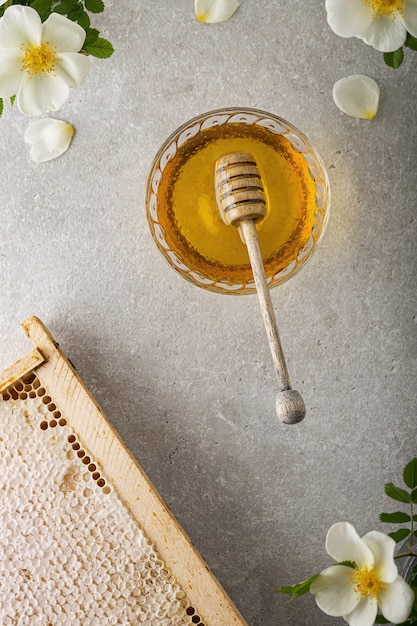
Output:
[{"xmin": 0, "ymin": 1, "xmax": 416, "ymax": 624}]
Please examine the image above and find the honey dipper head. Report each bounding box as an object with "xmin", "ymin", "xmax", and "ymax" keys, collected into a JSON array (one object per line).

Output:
[{"xmin": 214, "ymin": 152, "xmax": 267, "ymax": 226}]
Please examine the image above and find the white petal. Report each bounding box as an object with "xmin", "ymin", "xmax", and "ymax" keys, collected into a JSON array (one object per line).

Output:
[
  {"xmin": 325, "ymin": 522, "xmax": 374, "ymax": 566},
  {"xmin": 195, "ymin": 0, "xmax": 239, "ymax": 23},
  {"xmin": 42, "ymin": 12, "xmax": 86, "ymax": 52},
  {"xmin": 0, "ymin": 0, "xmax": 9, "ymax": 6},
  {"xmin": 333, "ymin": 75, "xmax": 380, "ymax": 120},
  {"xmin": 24, "ymin": 118, "xmax": 74, "ymax": 162},
  {"xmin": 358, "ymin": 13, "xmax": 407, "ymax": 51},
  {"xmin": 0, "ymin": 48, "xmax": 24, "ymax": 97},
  {"xmin": 55, "ymin": 53, "xmax": 90, "ymax": 88},
  {"xmin": 325, "ymin": 0, "xmax": 373, "ymax": 37},
  {"xmin": 379, "ymin": 576, "xmax": 415, "ymax": 624},
  {"xmin": 344, "ymin": 596, "xmax": 378, "ymax": 626},
  {"xmin": 0, "ymin": 5, "xmax": 42, "ymax": 48},
  {"xmin": 17, "ymin": 73, "xmax": 71, "ymax": 116},
  {"xmin": 362, "ymin": 531, "xmax": 397, "ymax": 583},
  {"xmin": 310, "ymin": 565, "xmax": 359, "ymax": 616},
  {"xmin": 403, "ymin": 0, "xmax": 417, "ymax": 38}
]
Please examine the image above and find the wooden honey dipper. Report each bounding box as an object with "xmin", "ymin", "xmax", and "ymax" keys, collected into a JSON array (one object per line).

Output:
[{"xmin": 214, "ymin": 152, "xmax": 306, "ymax": 424}]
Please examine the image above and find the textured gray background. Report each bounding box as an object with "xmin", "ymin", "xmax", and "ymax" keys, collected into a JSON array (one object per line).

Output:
[{"xmin": 0, "ymin": 1, "xmax": 416, "ymax": 624}]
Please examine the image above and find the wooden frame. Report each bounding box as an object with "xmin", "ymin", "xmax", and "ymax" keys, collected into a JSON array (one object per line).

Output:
[{"xmin": 0, "ymin": 316, "xmax": 248, "ymax": 626}]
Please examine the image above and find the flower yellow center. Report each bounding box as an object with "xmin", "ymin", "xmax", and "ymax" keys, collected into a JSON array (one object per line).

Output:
[
  {"xmin": 352, "ymin": 567, "xmax": 387, "ymax": 600},
  {"xmin": 21, "ymin": 43, "xmax": 58, "ymax": 77},
  {"xmin": 365, "ymin": 0, "xmax": 404, "ymax": 18}
]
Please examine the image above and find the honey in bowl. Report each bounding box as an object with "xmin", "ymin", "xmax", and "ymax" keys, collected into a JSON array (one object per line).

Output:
[{"xmin": 146, "ymin": 109, "xmax": 330, "ymax": 294}]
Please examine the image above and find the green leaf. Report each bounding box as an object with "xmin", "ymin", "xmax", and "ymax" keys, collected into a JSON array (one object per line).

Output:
[
  {"xmin": 56, "ymin": 0, "xmax": 81, "ymax": 10},
  {"xmin": 75, "ymin": 9, "xmax": 90, "ymax": 29},
  {"xmin": 375, "ymin": 615, "xmax": 390, "ymax": 624},
  {"xmin": 338, "ymin": 560, "xmax": 356, "ymax": 569},
  {"xmin": 30, "ymin": 0, "xmax": 53, "ymax": 14},
  {"xmin": 405, "ymin": 33, "xmax": 417, "ymax": 50},
  {"xmin": 53, "ymin": 0, "xmax": 80, "ymax": 15},
  {"xmin": 0, "ymin": 98, "xmax": 3, "ymax": 118},
  {"xmin": 67, "ymin": 5, "xmax": 83, "ymax": 20},
  {"xmin": 404, "ymin": 459, "xmax": 417, "ymax": 489},
  {"xmin": 385, "ymin": 482, "xmax": 412, "ymax": 503},
  {"xmin": 412, "ymin": 488, "xmax": 417, "ymax": 504},
  {"xmin": 383, "ymin": 47, "xmax": 404, "ymax": 69},
  {"xmin": 84, "ymin": 37, "xmax": 114, "ymax": 58},
  {"xmin": 388, "ymin": 527, "xmax": 410, "ymax": 542},
  {"xmin": 84, "ymin": 0, "xmax": 104, "ymax": 13},
  {"xmin": 10, "ymin": 95, "xmax": 15, "ymax": 107},
  {"xmin": 380, "ymin": 511, "xmax": 411, "ymax": 523},
  {"xmin": 275, "ymin": 574, "xmax": 319, "ymax": 601},
  {"xmin": 84, "ymin": 27, "xmax": 99, "ymax": 46}
]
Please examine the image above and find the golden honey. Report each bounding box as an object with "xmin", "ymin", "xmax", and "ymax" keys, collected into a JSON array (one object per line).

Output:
[{"xmin": 154, "ymin": 122, "xmax": 320, "ymax": 287}]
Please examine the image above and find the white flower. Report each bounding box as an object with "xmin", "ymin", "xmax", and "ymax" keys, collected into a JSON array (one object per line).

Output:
[
  {"xmin": 333, "ymin": 75, "xmax": 380, "ymax": 119},
  {"xmin": 24, "ymin": 118, "xmax": 74, "ymax": 162},
  {"xmin": 0, "ymin": 5, "xmax": 90, "ymax": 116},
  {"xmin": 195, "ymin": 0, "xmax": 239, "ymax": 23},
  {"xmin": 310, "ymin": 522, "xmax": 414, "ymax": 626},
  {"xmin": 326, "ymin": 0, "xmax": 417, "ymax": 52}
]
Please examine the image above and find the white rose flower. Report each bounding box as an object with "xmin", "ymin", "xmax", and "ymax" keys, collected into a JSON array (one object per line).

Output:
[
  {"xmin": 0, "ymin": 5, "xmax": 90, "ymax": 116},
  {"xmin": 310, "ymin": 522, "xmax": 414, "ymax": 626},
  {"xmin": 326, "ymin": 0, "xmax": 417, "ymax": 52}
]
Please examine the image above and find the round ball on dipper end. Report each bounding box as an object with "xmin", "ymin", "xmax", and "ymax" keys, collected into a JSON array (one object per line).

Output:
[{"xmin": 276, "ymin": 389, "xmax": 306, "ymax": 424}]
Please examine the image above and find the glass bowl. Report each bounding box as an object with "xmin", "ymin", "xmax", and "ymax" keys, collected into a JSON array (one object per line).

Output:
[{"xmin": 146, "ymin": 107, "xmax": 330, "ymax": 295}]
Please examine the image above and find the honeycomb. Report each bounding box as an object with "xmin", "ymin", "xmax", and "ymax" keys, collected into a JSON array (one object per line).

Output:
[{"xmin": 1, "ymin": 373, "xmax": 206, "ymax": 625}]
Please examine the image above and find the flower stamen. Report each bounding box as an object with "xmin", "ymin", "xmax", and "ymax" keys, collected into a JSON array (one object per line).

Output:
[
  {"xmin": 364, "ymin": 0, "xmax": 404, "ymax": 19},
  {"xmin": 351, "ymin": 567, "xmax": 387, "ymax": 600},
  {"xmin": 21, "ymin": 43, "xmax": 58, "ymax": 78}
]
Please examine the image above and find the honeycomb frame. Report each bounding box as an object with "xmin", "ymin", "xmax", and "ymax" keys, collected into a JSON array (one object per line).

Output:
[{"xmin": 0, "ymin": 316, "xmax": 247, "ymax": 626}]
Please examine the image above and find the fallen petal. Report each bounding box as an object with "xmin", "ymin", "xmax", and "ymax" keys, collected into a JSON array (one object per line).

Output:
[
  {"xmin": 195, "ymin": 0, "xmax": 239, "ymax": 23},
  {"xmin": 24, "ymin": 118, "xmax": 74, "ymax": 162},
  {"xmin": 333, "ymin": 75, "xmax": 380, "ymax": 119}
]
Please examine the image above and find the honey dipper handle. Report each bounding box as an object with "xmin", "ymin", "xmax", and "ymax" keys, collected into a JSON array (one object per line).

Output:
[
  {"xmin": 239, "ymin": 220, "xmax": 306, "ymax": 424},
  {"xmin": 214, "ymin": 152, "xmax": 305, "ymax": 424},
  {"xmin": 239, "ymin": 220, "xmax": 289, "ymax": 388}
]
